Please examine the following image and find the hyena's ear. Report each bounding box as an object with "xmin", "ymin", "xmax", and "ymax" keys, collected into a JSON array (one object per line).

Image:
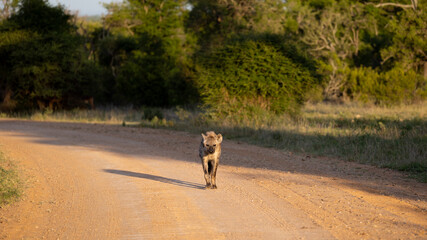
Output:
[
  {"xmin": 201, "ymin": 133, "xmax": 207, "ymax": 140},
  {"xmin": 217, "ymin": 133, "xmax": 223, "ymax": 143}
]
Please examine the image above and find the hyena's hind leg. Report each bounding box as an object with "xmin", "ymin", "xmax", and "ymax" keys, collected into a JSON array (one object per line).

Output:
[
  {"xmin": 202, "ymin": 158, "xmax": 211, "ymax": 188},
  {"xmin": 211, "ymin": 161, "xmax": 219, "ymax": 189}
]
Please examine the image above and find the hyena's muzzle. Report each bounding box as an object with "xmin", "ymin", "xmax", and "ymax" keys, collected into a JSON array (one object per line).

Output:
[{"xmin": 207, "ymin": 146, "xmax": 215, "ymax": 154}]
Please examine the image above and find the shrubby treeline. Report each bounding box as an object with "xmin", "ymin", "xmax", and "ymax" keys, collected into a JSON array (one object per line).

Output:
[
  {"xmin": 0, "ymin": 0, "xmax": 426, "ymax": 114},
  {"xmin": 0, "ymin": 0, "xmax": 103, "ymax": 110}
]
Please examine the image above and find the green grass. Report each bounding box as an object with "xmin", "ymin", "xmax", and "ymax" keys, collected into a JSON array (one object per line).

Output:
[
  {"xmin": 0, "ymin": 151, "xmax": 22, "ymax": 205},
  {"xmin": 2, "ymin": 103, "xmax": 426, "ymax": 182}
]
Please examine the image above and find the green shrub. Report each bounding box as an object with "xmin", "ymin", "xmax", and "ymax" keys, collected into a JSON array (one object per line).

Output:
[
  {"xmin": 346, "ymin": 67, "xmax": 426, "ymax": 105},
  {"xmin": 142, "ymin": 107, "xmax": 163, "ymax": 121},
  {"xmin": 197, "ymin": 37, "xmax": 317, "ymax": 120}
]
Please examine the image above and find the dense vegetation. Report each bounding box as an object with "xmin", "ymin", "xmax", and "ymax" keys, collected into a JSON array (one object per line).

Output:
[
  {"xmin": 198, "ymin": 35, "xmax": 317, "ymax": 119},
  {"xmin": 0, "ymin": 0, "xmax": 426, "ymax": 114}
]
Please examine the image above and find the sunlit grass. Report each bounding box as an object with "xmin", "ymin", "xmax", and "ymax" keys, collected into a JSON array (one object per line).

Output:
[
  {"xmin": 0, "ymin": 151, "xmax": 22, "ymax": 205},
  {"xmin": 2, "ymin": 107, "xmax": 143, "ymax": 124},
  {"xmin": 166, "ymin": 103, "xmax": 427, "ymax": 182}
]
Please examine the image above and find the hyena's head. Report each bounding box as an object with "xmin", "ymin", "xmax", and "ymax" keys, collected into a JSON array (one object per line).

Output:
[{"xmin": 201, "ymin": 131, "xmax": 223, "ymax": 154}]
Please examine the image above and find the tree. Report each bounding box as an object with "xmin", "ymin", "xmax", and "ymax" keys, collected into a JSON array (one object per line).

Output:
[
  {"xmin": 286, "ymin": 1, "xmax": 370, "ymax": 100},
  {"xmin": 103, "ymin": 0, "xmax": 186, "ymax": 38},
  {"xmin": 99, "ymin": 0, "xmax": 198, "ymax": 106},
  {"xmin": 378, "ymin": 2, "xmax": 426, "ymax": 77},
  {"xmin": 0, "ymin": 0, "xmax": 102, "ymax": 110},
  {"xmin": 186, "ymin": 0, "xmax": 286, "ymax": 50},
  {"xmin": 103, "ymin": 1, "xmax": 141, "ymax": 36},
  {"xmin": 0, "ymin": 0, "xmax": 18, "ymax": 21},
  {"xmin": 369, "ymin": 0, "xmax": 418, "ymax": 10}
]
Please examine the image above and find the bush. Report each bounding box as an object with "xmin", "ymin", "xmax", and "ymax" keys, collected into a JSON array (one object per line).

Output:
[
  {"xmin": 197, "ymin": 36, "xmax": 317, "ymax": 119},
  {"xmin": 345, "ymin": 67, "xmax": 427, "ymax": 105},
  {"xmin": 142, "ymin": 107, "xmax": 163, "ymax": 121}
]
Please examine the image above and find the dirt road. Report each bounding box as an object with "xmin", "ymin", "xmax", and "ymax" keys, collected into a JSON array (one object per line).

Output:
[{"xmin": 0, "ymin": 120, "xmax": 425, "ymax": 239}]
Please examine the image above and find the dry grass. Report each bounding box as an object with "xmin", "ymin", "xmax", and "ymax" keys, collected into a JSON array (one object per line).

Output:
[
  {"xmin": 163, "ymin": 103, "xmax": 427, "ymax": 182},
  {"xmin": 2, "ymin": 107, "xmax": 143, "ymax": 124}
]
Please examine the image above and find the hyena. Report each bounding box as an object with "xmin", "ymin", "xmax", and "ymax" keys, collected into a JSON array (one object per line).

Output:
[{"xmin": 199, "ymin": 131, "xmax": 223, "ymax": 189}]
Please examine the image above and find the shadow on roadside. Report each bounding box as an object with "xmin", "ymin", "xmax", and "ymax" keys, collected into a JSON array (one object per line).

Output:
[{"xmin": 103, "ymin": 169, "xmax": 206, "ymax": 190}]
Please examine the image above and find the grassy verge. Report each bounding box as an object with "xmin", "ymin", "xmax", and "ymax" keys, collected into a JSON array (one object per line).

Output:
[
  {"xmin": 145, "ymin": 103, "xmax": 427, "ymax": 182},
  {"xmin": 1, "ymin": 103, "xmax": 426, "ymax": 182},
  {"xmin": 1, "ymin": 107, "xmax": 144, "ymax": 124},
  {"xmin": 0, "ymin": 151, "xmax": 21, "ymax": 206}
]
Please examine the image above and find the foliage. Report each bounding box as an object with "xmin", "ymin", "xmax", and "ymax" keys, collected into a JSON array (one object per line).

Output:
[
  {"xmin": 0, "ymin": 0, "xmax": 19, "ymax": 21},
  {"xmin": 114, "ymin": 34, "xmax": 172, "ymax": 106},
  {"xmin": 345, "ymin": 66, "xmax": 427, "ymax": 104},
  {"xmin": 186, "ymin": 0, "xmax": 286, "ymax": 50},
  {"xmin": 285, "ymin": 1, "xmax": 372, "ymax": 99},
  {"xmin": 379, "ymin": 5, "xmax": 427, "ymax": 72},
  {"xmin": 197, "ymin": 35, "xmax": 316, "ymax": 119},
  {"xmin": 98, "ymin": 0, "xmax": 198, "ymax": 107},
  {"xmin": 142, "ymin": 107, "xmax": 163, "ymax": 121},
  {"xmin": 104, "ymin": 0, "xmax": 185, "ymax": 38},
  {"xmin": 0, "ymin": 0, "xmax": 103, "ymax": 110},
  {"xmin": 1, "ymin": 0, "xmax": 426, "ymax": 112},
  {"xmin": 284, "ymin": 0, "xmax": 426, "ymax": 103},
  {"xmin": 9, "ymin": 0, "xmax": 73, "ymax": 33}
]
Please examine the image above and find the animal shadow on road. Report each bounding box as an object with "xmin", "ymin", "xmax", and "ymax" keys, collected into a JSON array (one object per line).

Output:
[{"xmin": 103, "ymin": 169, "xmax": 205, "ymax": 190}]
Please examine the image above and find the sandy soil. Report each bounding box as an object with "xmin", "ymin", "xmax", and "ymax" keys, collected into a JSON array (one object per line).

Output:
[{"xmin": 0, "ymin": 119, "xmax": 425, "ymax": 240}]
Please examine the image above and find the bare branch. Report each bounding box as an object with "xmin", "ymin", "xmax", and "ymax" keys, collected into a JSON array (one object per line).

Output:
[
  {"xmin": 411, "ymin": 0, "xmax": 418, "ymax": 10},
  {"xmin": 373, "ymin": 2, "xmax": 416, "ymax": 10}
]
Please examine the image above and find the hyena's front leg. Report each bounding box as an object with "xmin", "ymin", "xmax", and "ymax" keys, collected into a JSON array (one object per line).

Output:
[
  {"xmin": 202, "ymin": 158, "xmax": 211, "ymax": 188},
  {"xmin": 211, "ymin": 161, "xmax": 219, "ymax": 189}
]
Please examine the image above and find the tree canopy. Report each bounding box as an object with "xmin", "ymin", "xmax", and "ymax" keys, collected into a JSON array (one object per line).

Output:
[{"xmin": 0, "ymin": 0, "xmax": 425, "ymax": 112}]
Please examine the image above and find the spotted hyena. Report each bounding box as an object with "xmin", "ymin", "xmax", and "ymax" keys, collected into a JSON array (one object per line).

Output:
[{"xmin": 199, "ymin": 131, "xmax": 223, "ymax": 189}]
